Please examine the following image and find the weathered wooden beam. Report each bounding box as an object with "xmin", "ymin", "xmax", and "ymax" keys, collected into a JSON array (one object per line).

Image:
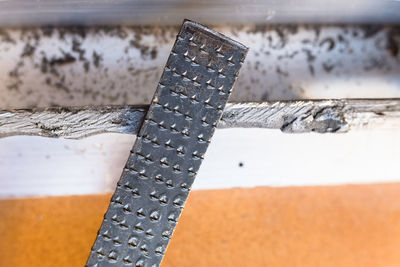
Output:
[{"xmin": 1, "ymin": 99, "xmax": 399, "ymax": 139}]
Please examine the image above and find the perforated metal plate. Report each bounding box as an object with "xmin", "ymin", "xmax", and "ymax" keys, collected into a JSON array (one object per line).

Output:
[{"xmin": 86, "ymin": 20, "xmax": 248, "ymax": 267}]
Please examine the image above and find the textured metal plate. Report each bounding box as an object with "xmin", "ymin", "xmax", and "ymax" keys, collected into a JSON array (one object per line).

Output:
[{"xmin": 86, "ymin": 20, "xmax": 247, "ymax": 267}]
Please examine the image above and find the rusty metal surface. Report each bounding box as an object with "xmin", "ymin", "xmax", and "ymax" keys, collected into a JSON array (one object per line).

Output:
[
  {"xmin": 0, "ymin": 25, "xmax": 399, "ymax": 109},
  {"xmin": 85, "ymin": 21, "xmax": 247, "ymax": 266}
]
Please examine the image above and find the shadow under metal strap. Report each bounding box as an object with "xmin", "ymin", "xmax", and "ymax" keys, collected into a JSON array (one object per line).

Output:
[{"xmin": 86, "ymin": 20, "xmax": 248, "ymax": 267}]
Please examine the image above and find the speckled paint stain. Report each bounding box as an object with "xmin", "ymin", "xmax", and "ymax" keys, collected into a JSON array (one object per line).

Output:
[{"xmin": 0, "ymin": 25, "xmax": 399, "ymax": 109}]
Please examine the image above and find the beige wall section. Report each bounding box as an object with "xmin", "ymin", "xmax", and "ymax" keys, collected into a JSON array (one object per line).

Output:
[{"xmin": 1, "ymin": 184, "xmax": 400, "ymax": 266}]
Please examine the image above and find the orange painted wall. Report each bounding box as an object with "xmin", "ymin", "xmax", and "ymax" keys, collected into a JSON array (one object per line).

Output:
[{"xmin": 1, "ymin": 184, "xmax": 400, "ymax": 267}]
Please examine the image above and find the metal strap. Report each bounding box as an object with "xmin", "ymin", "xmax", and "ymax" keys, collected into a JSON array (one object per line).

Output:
[{"xmin": 86, "ymin": 20, "xmax": 247, "ymax": 267}]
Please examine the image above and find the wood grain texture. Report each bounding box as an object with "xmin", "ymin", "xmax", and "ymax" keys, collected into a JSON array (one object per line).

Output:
[
  {"xmin": 2, "ymin": 184, "xmax": 400, "ymax": 267},
  {"xmin": 1, "ymin": 99, "xmax": 400, "ymax": 139}
]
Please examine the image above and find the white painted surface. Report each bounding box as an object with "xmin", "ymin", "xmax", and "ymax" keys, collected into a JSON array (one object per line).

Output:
[
  {"xmin": 1, "ymin": 128, "xmax": 399, "ymax": 198},
  {"xmin": 0, "ymin": 19, "xmax": 398, "ymax": 199}
]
